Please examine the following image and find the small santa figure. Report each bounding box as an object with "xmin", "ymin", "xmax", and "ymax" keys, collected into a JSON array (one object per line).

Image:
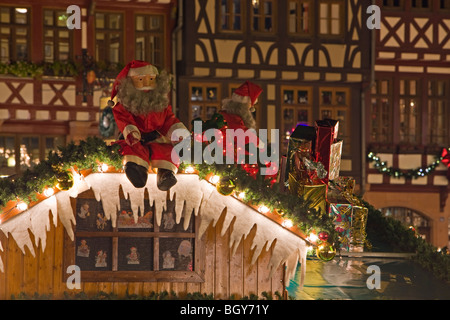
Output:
[
  {"xmin": 218, "ymin": 81, "xmax": 264, "ymax": 175},
  {"xmin": 109, "ymin": 60, "xmax": 188, "ymax": 190},
  {"xmin": 219, "ymin": 80, "xmax": 262, "ymax": 132}
]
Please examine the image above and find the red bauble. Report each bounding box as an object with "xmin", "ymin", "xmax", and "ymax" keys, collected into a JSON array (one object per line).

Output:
[{"xmin": 318, "ymin": 231, "xmax": 329, "ymax": 242}]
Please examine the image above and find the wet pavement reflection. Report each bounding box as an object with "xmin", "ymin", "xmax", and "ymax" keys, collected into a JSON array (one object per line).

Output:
[{"xmin": 287, "ymin": 256, "xmax": 450, "ymax": 300}]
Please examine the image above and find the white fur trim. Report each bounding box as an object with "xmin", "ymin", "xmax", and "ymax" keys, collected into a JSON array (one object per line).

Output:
[
  {"xmin": 166, "ymin": 122, "xmax": 189, "ymax": 141},
  {"xmin": 231, "ymin": 93, "xmax": 251, "ymax": 105},
  {"xmin": 124, "ymin": 155, "xmax": 149, "ymax": 169},
  {"xmin": 151, "ymin": 159, "xmax": 178, "ymax": 173},
  {"xmin": 123, "ymin": 125, "xmax": 141, "ymax": 141},
  {"xmin": 128, "ymin": 65, "xmax": 159, "ymax": 77}
]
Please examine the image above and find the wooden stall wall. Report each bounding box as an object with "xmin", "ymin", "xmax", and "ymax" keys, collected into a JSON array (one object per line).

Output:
[{"xmin": 0, "ymin": 212, "xmax": 285, "ymax": 300}]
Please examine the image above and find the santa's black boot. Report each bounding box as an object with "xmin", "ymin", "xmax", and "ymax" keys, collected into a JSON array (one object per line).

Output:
[
  {"xmin": 157, "ymin": 168, "xmax": 177, "ymax": 191},
  {"xmin": 124, "ymin": 162, "xmax": 148, "ymax": 188}
]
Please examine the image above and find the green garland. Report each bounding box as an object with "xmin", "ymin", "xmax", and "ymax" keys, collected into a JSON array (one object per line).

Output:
[
  {"xmin": 0, "ymin": 137, "xmax": 122, "ymax": 206},
  {"xmin": 367, "ymin": 148, "xmax": 449, "ymax": 179},
  {"xmin": 1, "ymin": 136, "xmax": 448, "ymax": 284},
  {"xmin": 179, "ymin": 161, "xmax": 338, "ymax": 244}
]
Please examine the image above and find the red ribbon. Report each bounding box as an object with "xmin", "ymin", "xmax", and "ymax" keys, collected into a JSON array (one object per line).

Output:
[
  {"xmin": 442, "ymin": 148, "xmax": 450, "ymax": 167},
  {"xmin": 441, "ymin": 148, "xmax": 450, "ymax": 180}
]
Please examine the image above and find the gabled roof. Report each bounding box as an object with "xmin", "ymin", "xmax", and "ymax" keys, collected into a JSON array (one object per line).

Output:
[{"xmin": 0, "ymin": 171, "xmax": 309, "ymax": 286}]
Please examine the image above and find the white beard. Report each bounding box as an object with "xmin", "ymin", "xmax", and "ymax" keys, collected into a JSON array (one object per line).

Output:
[{"xmin": 221, "ymin": 99, "xmax": 256, "ymax": 129}]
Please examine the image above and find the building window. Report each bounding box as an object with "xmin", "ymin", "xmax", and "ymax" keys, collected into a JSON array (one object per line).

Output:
[
  {"xmin": 411, "ymin": 0, "xmax": 430, "ymax": 9},
  {"xmin": 95, "ymin": 12, "xmax": 123, "ymax": 65},
  {"xmin": 370, "ymin": 79, "xmax": 393, "ymax": 144},
  {"xmin": 0, "ymin": 135, "xmax": 65, "ymax": 176},
  {"xmin": 288, "ymin": 0, "xmax": 311, "ymax": 35},
  {"xmin": 0, "ymin": 6, "xmax": 30, "ymax": 62},
  {"xmin": 381, "ymin": 207, "xmax": 430, "ymax": 241},
  {"xmin": 441, "ymin": 0, "xmax": 450, "ymax": 10},
  {"xmin": 318, "ymin": 0, "xmax": 344, "ymax": 37},
  {"xmin": 399, "ymin": 79, "xmax": 420, "ymax": 144},
  {"xmin": 220, "ymin": 0, "xmax": 243, "ymax": 32},
  {"xmin": 282, "ymin": 86, "xmax": 312, "ymax": 152},
  {"xmin": 252, "ymin": 0, "xmax": 275, "ymax": 33},
  {"xmin": 428, "ymin": 80, "xmax": 449, "ymax": 146},
  {"xmin": 382, "ymin": 0, "xmax": 404, "ymax": 8},
  {"xmin": 135, "ymin": 14, "xmax": 165, "ymax": 68},
  {"xmin": 64, "ymin": 190, "xmax": 201, "ymax": 282},
  {"xmin": 189, "ymin": 83, "xmax": 221, "ymax": 126},
  {"xmin": 43, "ymin": 9, "xmax": 73, "ymax": 62},
  {"xmin": 319, "ymin": 87, "xmax": 351, "ymax": 155}
]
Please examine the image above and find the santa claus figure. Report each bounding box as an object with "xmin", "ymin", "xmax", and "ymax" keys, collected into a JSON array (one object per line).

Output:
[
  {"xmin": 219, "ymin": 80, "xmax": 262, "ymax": 132},
  {"xmin": 218, "ymin": 81, "xmax": 264, "ymax": 168},
  {"xmin": 109, "ymin": 60, "xmax": 188, "ymax": 190}
]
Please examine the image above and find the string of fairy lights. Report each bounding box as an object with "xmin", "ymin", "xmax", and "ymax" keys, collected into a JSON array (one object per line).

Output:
[{"xmin": 367, "ymin": 148, "xmax": 450, "ymax": 179}]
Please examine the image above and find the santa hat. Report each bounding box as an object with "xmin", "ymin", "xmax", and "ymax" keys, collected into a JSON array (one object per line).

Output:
[
  {"xmin": 108, "ymin": 60, "xmax": 159, "ymax": 107},
  {"xmin": 231, "ymin": 81, "xmax": 262, "ymax": 107}
]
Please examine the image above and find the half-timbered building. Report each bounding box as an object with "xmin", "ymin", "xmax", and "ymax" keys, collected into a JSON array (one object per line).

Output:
[
  {"xmin": 364, "ymin": 0, "xmax": 450, "ymax": 248},
  {"xmin": 176, "ymin": 0, "xmax": 373, "ymax": 186},
  {"xmin": 0, "ymin": 0, "xmax": 177, "ymax": 177}
]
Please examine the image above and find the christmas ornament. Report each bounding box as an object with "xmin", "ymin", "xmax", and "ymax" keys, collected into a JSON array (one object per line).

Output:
[
  {"xmin": 216, "ymin": 176, "xmax": 236, "ymax": 196},
  {"xmin": 316, "ymin": 242, "xmax": 336, "ymax": 261},
  {"xmin": 99, "ymin": 106, "xmax": 117, "ymax": 138},
  {"xmin": 56, "ymin": 171, "xmax": 74, "ymax": 191},
  {"xmin": 318, "ymin": 231, "xmax": 329, "ymax": 242}
]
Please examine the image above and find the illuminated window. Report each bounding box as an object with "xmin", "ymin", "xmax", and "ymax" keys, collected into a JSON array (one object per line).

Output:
[
  {"xmin": 288, "ymin": 0, "xmax": 311, "ymax": 35},
  {"xmin": 0, "ymin": 6, "xmax": 30, "ymax": 62},
  {"xmin": 95, "ymin": 12, "xmax": 123, "ymax": 65},
  {"xmin": 43, "ymin": 9, "xmax": 73, "ymax": 62},
  {"xmin": 281, "ymin": 86, "xmax": 312, "ymax": 153},
  {"xmin": 0, "ymin": 135, "xmax": 65, "ymax": 176},
  {"xmin": 319, "ymin": 0, "xmax": 344, "ymax": 37},
  {"xmin": 399, "ymin": 79, "xmax": 420, "ymax": 144},
  {"xmin": 220, "ymin": 0, "xmax": 243, "ymax": 32},
  {"xmin": 135, "ymin": 14, "xmax": 165, "ymax": 68},
  {"xmin": 319, "ymin": 87, "xmax": 351, "ymax": 155},
  {"xmin": 381, "ymin": 207, "xmax": 430, "ymax": 241},
  {"xmin": 252, "ymin": 0, "xmax": 275, "ymax": 33},
  {"xmin": 428, "ymin": 80, "xmax": 449, "ymax": 146},
  {"xmin": 189, "ymin": 83, "xmax": 221, "ymax": 126},
  {"xmin": 370, "ymin": 79, "xmax": 393, "ymax": 143}
]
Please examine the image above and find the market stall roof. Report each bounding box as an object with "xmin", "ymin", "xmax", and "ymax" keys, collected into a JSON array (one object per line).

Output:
[{"xmin": 0, "ymin": 171, "xmax": 309, "ymax": 286}]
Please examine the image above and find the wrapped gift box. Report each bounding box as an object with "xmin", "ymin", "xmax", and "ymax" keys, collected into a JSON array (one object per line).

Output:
[
  {"xmin": 329, "ymin": 203, "xmax": 353, "ymax": 252},
  {"xmin": 285, "ymin": 125, "xmax": 316, "ymax": 184},
  {"xmin": 350, "ymin": 206, "xmax": 368, "ymax": 252},
  {"xmin": 315, "ymin": 119, "xmax": 340, "ymax": 183},
  {"xmin": 328, "ymin": 140, "xmax": 343, "ymax": 181}
]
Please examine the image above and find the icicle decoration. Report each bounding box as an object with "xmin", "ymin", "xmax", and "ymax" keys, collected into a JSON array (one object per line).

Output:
[{"xmin": 0, "ymin": 173, "xmax": 308, "ymax": 286}]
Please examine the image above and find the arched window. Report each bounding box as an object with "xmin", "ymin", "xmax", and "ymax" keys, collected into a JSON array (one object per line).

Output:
[{"xmin": 380, "ymin": 207, "xmax": 431, "ymax": 240}]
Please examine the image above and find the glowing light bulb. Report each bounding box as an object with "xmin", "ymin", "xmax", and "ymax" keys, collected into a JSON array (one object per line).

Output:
[
  {"xmin": 98, "ymin": 163, "xmax": 109, "ymax": 172},
  {"xmin": 308, "ymin": 232, "xmax": 319, "ymax": 243},
  {"xmin": 258, "ymin": 205, "xmax": 270, "ymax": 214},
  {"xmin": 237, "ymin": 192, "xmax": 246, "ymax": 200},
  {"xmin": 282, "ymin": 219, "xmax": 293, "ymax": 228},
  {"xmin": 184, "ymin": 166, "xmax": 195, "ymax": 174},
  {"xmin": 16, "ymin": 202, "xmax": 28, "ymax": 211},
  {"xmin": 209, "ymin": 175, "xmax": 220, "ymax": 184},
  {"xmin": 43, "ymin": 188, "xmax": 55, "ymax": 197}
]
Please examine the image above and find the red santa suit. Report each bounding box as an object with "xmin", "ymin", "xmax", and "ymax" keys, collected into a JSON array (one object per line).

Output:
[{"xmin": 109, "ymin": 60, "xmax": 187, "ymax": 185}]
